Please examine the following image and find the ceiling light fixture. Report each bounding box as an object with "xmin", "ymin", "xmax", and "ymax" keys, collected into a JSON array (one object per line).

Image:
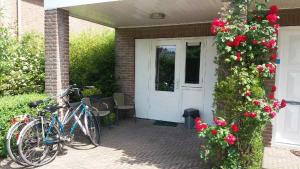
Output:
[{"xmin": 150, "ymin": 12, "xmax": 166, "ymax": 19}]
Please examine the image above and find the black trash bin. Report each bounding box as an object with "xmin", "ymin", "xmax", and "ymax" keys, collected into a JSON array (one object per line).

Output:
[{"xmin": 183, "ymin": 108, "xmax": 200, "ymax": 129}]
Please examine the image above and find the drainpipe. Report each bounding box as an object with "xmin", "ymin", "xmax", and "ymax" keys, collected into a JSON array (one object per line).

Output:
[{"xmin": 16, "ymin": 0, "xmax": 21, "ymax": 39}]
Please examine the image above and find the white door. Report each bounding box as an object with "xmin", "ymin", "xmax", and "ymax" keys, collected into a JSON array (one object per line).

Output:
[
  {"xmin": 148, "ymin": 40, "xmax": 182, "ymax": 122},
  {"xmin": 274, "ymin": 27, "xmax": 300, "ymax": 146}
]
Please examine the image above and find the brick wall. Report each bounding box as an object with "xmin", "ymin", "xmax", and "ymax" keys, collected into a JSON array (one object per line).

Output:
[
  {"xmin": 115, "ymin": 8, "xmax": 300, "ymax": 147},
  {"xmin": 0, "ymin": 0, "xmax": 105, "ymax": 35},
  {"xmin": 45, "ymin": 9, "xmax": 69, "ymax": 96},
  {"xmin": 115, "ymin": 23, "xmax": 210, "ymax": 97}
]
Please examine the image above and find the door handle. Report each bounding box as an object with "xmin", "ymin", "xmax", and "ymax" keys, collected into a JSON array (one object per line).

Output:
[{"xmin": 285, "ymin": 100, "xmax": 300, "ymax": 105}]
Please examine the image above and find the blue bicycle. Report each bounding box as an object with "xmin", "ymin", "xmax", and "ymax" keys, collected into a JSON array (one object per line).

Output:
[{"xmin": 17, "ymin": 85, "xmax": 100, "ymax": 166}]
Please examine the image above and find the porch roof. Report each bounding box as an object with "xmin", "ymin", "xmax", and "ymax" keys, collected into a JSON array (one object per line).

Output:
[{"xmin": 45, "ymin": 0, "xmax": 300, "ymax": 28}]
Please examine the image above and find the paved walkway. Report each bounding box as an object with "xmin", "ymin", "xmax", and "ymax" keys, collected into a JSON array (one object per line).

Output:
[{"xmin": 1, "ymin": 119, "xmax": 300, "ymax": 169}]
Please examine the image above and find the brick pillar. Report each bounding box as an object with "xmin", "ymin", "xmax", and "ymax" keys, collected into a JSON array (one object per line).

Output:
[
  {"xmin": 115, "ymin": 29, "xmax": 135, "ymax": 97},
  {"xmin": 44, "ymin": 9, "xmax": 69, "ymax": 96}
]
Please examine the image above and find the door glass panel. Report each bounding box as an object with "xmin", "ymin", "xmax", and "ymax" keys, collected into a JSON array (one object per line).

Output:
[
  {"xmin": 155, "ymin": 45, "xmax": 176, "ymax": 92},
  {"xmin": 185, "ymin": 42, "xmax": 201, "ymax": 84}
]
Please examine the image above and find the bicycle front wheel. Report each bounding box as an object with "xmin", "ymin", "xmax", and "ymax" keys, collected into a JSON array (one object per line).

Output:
[
  {"xmin": 18, "ymin": 119, "xmax": 60, "ymax": 166},
  {"xmin": 84, "ymin": 110, "xmax": 100, "ymax": 146},
  {"xmin": 6, "ymin": 122, "xmax": 28, "ymax": 166}
]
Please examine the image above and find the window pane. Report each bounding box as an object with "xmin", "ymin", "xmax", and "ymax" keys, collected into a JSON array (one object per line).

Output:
[
  {"xmin": 185, "ymin": 43, "xmax": 201, "ymax": 84},
  {"xmin": 155, "ymin": 45, "xmax": 175, "ymax": 91}
]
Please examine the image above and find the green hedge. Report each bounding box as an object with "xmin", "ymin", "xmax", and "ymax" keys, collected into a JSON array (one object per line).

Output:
[
  {"xmin": 0, "ymin": 93, "xmax": 47, "ymax": 157},
  {"xmin": 0, "ymin": 28, "xmax": 45, "ymax": 96},
  {"xmin": 70, "ymin": 30, "xmax": 117, "ymax": 97}
]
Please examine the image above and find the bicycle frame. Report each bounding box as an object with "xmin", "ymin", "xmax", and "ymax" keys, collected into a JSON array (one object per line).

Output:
[{"xmin": 44, "ymin": 98, "xmax": 90, "ymax": 145}]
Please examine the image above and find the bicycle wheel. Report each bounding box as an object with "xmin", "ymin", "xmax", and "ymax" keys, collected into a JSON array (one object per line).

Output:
[
  {"xmin": 18, "ymin": 119, "xmax": 60, "ymax": 166},
  {"xmin": 84, "ymin": 110, "xmax": 100, "ymax": 146},
  {"xmin": 6, "ymin": 122, "xmax": 28, "ymax": 166}
]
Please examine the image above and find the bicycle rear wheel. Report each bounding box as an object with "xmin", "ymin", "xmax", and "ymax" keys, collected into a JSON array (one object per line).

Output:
[
  {"xmin": 6, "ymin": 122, "xmax": 28, "ymax": 166},
  {"xmin": 18, "ymin": 119, "xmax": 60, "ymax": 166},
  {"xmin": 84, "ymin": 110, "xmax": 100, "ymax": 146}
]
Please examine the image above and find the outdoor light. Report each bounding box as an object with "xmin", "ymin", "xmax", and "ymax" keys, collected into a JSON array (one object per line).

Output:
[{"xmin": 150, "ymin": 12, "xmax": 166, "ymax": 19}]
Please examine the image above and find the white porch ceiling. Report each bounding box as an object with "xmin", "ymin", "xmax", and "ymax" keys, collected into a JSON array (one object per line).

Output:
[{"xmin": 57, "ymin": 0, "xmax": 300, "ymax": 28}]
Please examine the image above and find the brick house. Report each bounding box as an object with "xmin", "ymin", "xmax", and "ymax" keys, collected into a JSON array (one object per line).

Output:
[
  {"xmin": 44, "ymin": 0, "xmax": 300, "ymax": 148},
  {"xmin": 0, "ymin": 0, "xmax": 106, "ymax": 35}
]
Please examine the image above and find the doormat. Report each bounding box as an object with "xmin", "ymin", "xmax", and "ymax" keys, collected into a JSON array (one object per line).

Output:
[{"xmin": 153, "ymin": 120, "xmax": 178, "ymax": 127}]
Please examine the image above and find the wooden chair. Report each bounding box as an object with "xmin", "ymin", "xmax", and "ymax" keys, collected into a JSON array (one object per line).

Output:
[
  {"xmin": 86, "ymin": 97, "xmax": 114, "ymax": 127},
  {"xmin": 113, "ymin": 93, "xmax": 136, "ymax": 124}
]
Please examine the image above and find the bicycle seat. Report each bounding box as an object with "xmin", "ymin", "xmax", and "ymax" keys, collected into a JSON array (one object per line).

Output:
[
  {"xmin": 28, "ymin": 100, "xmax": 44, "ymax": 108},
  {"xmin": 44, "ymin": 105, "xmax": 62, "ymax": 113}
]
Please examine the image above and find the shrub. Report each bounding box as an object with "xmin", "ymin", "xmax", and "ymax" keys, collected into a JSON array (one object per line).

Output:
[
  {"xmin": 70, "ymin": 30, "xmax": 117, "ymax": 97},
  {"xmin": 0, "ymin": 93, "xmax": 47, "ymax": 157},
  {"xmin": 195, "ymin": 1, "xmax": 286, "ymax": 168},
  {"xmin": 0, "ymin": 29, "xmax": 44, "ymax": 96}
]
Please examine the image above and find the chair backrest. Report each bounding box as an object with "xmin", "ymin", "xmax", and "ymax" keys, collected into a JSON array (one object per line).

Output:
[
  {"xmin": 113, "ymin": 93, "xmax": 125, "ymax": 106},
  {"xmin": 98, "ymin": 97, "xmax": 114, "ymax": 111}
]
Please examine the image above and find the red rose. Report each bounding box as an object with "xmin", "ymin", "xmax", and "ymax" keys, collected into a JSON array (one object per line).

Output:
[
  {"xmin": 236, "ymin": 52, "xmax": 241, "ymax": 61},
  {"xmin": 214, "ymin": 118, "xmax": 227, "ymax": 127},
  {"xmin": 244, "ymin": 112, "xmax": 256, "ymax": 118},
  {"xmin": 270, "ymin": 53, "xmax": 277, "ymax": 61},
  {"xmin": 252, "ymin": 40, "xmax": 258, "ymax": 45},
  {"xmin": 256, "ymin": 65, "xmax": 264, "ymax": 72},
  {"xmin": 226, "ymin": 41, "xmax": 234, "ymax": 47},
  {"xmin": 224, "ymin": 134, "xmax": 236, "ymax": 145},
  {"xmin": 268, "ymin": 40, "xmax": 277, "ymax": 49},
  {"xmin": 266, "ymin": 14, "xmax": 278, "ymax": 24},
  {"xmin": 266, "ymin": 63, "xmax": 276, "ymax": 74},
  {"xmin": 269, "ymin": 111, "xmax": 276, "ymax": 118},
  {"xmin": 250, "ymin": 26, "xmax": 256, "ymax": 30},
  {"xmin": 245, "ymin": 90, "xmax": 251, "ymax": 97},
  {"xmin": 271, "ymin": 85, "xmax": 276, "ymax": 92},
  {"xmin": 280, "ymin": 99, "xmax": 287, "ymax": 108},
  {"xmin": 194, "ymin": 117, "xmax": 201, "ymax": 123},
  {"xmin": 195, "ymin": 122, "xmax": 207, "ymax": 132},
  {"xmin": 211, "ymin": 18, "xmax": 226, "ymax": 35},
  {"xmin": 263, "ymin": 106, "xmax": 272, "ymax": 112},
  {"xmin": 268, "ymin": 5, "xmax": 279, "ymax": 15},
  {"xmin": 231, "ymin": 123, "xmax": 239, "ymax": 132},
  {"xmin": 253, "ymin": 100, "xmax": 261, "ymax": 106},
  {"xmin": 274, "ymin": 24, "xmax": 280, "ymax": 33},
  {"xmin": 268, "ymin": 93, "xmax": 275, "ymax": 99},
  {"xmin": 250, "ymin": 112, "xmax": 257, "ymax": 118},
  {"xmin": 211, "ymin": 129, "xmax": 217, "ymax": 135},
  {"xmin": 244, "ymin": 112, "xmax": 250, "ymax": 117},
  {"xmin": 210, "ymin": 26, "xmax": 217, "ymax": 35},
  {"xmin": 233, "ymin": 35, "xmax": 247, "ymax": 47},
  {"xmin": 273, "ymin": 101, "xmax": 279, "ymax": 109}
]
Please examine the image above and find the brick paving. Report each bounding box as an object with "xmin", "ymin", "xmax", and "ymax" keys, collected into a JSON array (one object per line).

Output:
[{"xmin": 1, "ymin": 119, "xmax": 300, "ymax": 169}]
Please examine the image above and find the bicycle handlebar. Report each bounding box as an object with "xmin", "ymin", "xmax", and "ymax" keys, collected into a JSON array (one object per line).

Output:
[{"xmin": 59, "ymin": 84, "xmax": 95, "ymax": 98}]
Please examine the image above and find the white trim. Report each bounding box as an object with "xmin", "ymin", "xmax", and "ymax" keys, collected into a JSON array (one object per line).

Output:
[
  {"xmin": 117, "ymin": 21, "xmax": 211, "ymax": 29},
  {"xmin": 44, "ymin": 0, "xmax": 119, "ymax": 10}
]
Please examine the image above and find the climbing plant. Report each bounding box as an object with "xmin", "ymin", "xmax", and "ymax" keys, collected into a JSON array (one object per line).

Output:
[{"xmin": 195, "ymin": 0, "xmax": 286, "ymax": 168}]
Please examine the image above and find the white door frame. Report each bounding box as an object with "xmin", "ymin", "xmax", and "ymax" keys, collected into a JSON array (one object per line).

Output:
[
  {"xmin": 272, "ymin": 26, "xmax": 300, "ymax": 148},
  {"xmin": 135, "ymin": 36, "xmax": 215, "ymax": 123}
]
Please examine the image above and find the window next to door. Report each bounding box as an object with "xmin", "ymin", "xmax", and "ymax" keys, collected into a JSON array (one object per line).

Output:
[
  {"xmin": 185, "ymin": 42, "xmax": 201, "ymax": 84},
  {"xmin": 155, "ymin": 45, "xmax": 176, "ymax": 92}
]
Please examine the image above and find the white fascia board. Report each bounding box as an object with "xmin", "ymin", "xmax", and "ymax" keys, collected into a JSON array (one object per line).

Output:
[{"xmin": 44, "ymin": 0, "xmax": 119, "ymax": 10}]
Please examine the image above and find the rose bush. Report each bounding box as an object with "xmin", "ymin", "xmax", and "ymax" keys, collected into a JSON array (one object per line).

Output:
[{"xmin": 195, "ymin": 1, "xmax": 286, "ymax": 168}]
